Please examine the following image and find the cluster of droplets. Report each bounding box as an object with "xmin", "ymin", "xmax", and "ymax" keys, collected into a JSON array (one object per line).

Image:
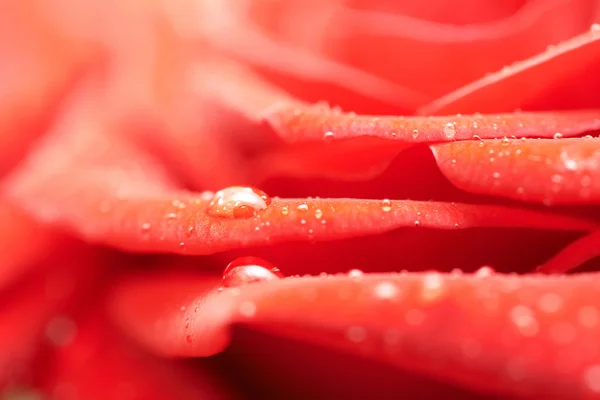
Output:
[{"xmin": 207, "ymin": 186, "xmax": 271, "ymax": 219}]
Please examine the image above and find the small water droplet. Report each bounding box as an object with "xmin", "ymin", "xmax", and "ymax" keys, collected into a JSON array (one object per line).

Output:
[
  {"xmin": 553, "ymin": 132, "xmax": 563, "ymax": 139},
  {"xmin": 323, "ymin": 131, "xmax": 335, "ymax": 143},
  {"xmin": 348, "ymin": 269, "xmax": 363, "ymax": 278},
  {"xmin": 346, "ymin": 326, "xmax": 367, "ymax": 343},
  {"xmin": 208, "ymin": 187, "xmax": 271, "ymax": 219},
  {"xmin": 510, "ymin": 305, "xmax": 539, "ymax": 337},
  {"xmin": 314, "ymin": 209, "xmax": 323, "ymax": 219},
  {"xmin": 374, "ymin": 281, "xmax": 399, "ymax": 299},
  {"xmin": 474, "ymin": 266, "xmax": 495, "ymax": 278},
  {"xmin": 140, "ymin": 223, "xmax": 151, "ymax": 233},
  {"xmin": 297, "ymin": 203, "xmax": 309, "ymax": 211},
  {"xmin": 501, "ymin": 137, "xmax": 510, "ymax": 145},
  {"xmin": 380, "ymin": 199, "xmax": 392, "ymax": 212},
  {"xmin": 443, "ymin": 123, "xmax": 456, "ymax": 139},
  {"xmin": 280, "ymin": 206, "xmax": 289, "ymax": 216},
  {"xmin": 222, "ymin": 256, "xmax": 283, "ymax": 287},
  {"xmin": 165, "ymin": 212, "xmax": 177, "ymax": 220},
  {"xmin": 492, "ymin": 171, "xmax": 501, "ymax": 179},
  {"xmin": 412, "ymin": 129, "xmax": 419, "ymax": 139},
  {"xmin": 414, "ymin": 220, "xmax": 421, "ymax": 227}
]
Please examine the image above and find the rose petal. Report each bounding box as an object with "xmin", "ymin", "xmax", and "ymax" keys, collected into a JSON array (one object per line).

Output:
[
  {"xmin": 0, "ymin": 248, "xmax": 100, "ymax": 388},
  {"xmin": 431, "ymin": 138, "xmax": 600, "ymax": 205},
  {"xmin": 109, "ymin": 270, "xmax": 600, "ymax": 398},
  {"xmin": 40, "ymin": 317, "xmax": 235, "ymax": 400},
  {"xmin": 538, "ymin": 229, "xmax": 600, "ymax": 273},
  {"xmin": 420, "ymin": 25, "xmax": 600, "ymax": 115},
  {"xmin": 0, "ymin": 203, "xmax": 54, "ymax": 289},
  {"xmin": 322, "ymin": 0, "xmax": 598, "ymax": 100}
]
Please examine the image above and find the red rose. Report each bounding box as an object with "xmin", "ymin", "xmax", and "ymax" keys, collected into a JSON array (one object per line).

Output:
[{"xmin": 2, "ymin": 0, "xmax": 600, "ymax": 398}]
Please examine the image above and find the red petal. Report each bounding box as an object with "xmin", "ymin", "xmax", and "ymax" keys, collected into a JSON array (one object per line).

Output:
[
  {"xmin": 420, "ymin": 25, "xmax": 600, "ymax": 115},
  {"xmin": 0, "ymin": 203, "xmax": 54, "ymax": 289},
  {"xmin": 0, "ymin": 248, "xmax": 99, "ymax": 388},
  {"xmin": 538, "ymin": 229, "xmax": 600, "ymax": 273},
  {"xmin": 109, "ymin": 270, "xmax": 600, "ymax": 398},
  {"xmin": 431, "ymin": 138, "xmax": 600, "ymax": 205},
  {"xmin": 320, "ymin": 0, "xmax": 598, "ymax": 100},
  {"xmin": 41, "ymin": 317, "xmax": 235, "ymax": 400}
]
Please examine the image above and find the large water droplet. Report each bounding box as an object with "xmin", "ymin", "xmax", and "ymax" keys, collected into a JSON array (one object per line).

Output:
[
  {"xmin": 443, "ymin": 123, "xmax": 456, "ymax": 139},
  {"xmin": 208, "ymin": 187, "xmax": 271, "ymax": 219},
  {"xmin": 380, "ymin": 199, "xmax": 392, "ymax": 212},
  {"xmin": 222, "ymin": 256, "xmax": 283, "ymax": 287}
]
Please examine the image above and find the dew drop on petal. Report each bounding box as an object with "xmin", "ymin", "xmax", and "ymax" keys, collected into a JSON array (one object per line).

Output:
[
  {"xmin": 553, "ymin": 132, "xmax": 563, "ymax": 139},
  {"xmin": 140, "ymin": 222, "xmax": 151, "ymax": 234},
  {"xmin": 412, "ymin": 129, "xmax": 419, "ymax": 139},
  {"xmin": 297, "ymin": 203, "xmax": 309, "ymax": 212},
  {"xmin": 374, "ymin": 281, "xmax": 399, "ymax": 300},
  {"xmin": 474, "ymin": 266, "xmax": 495, "ymax": 278},
  {"xmin": 443, "ymin": 123, "xmax": 456, "ymax": 139},
  {"xmin": 314, "ymin": 209, "xmax": 323, "ymax": 219},
  {"xmin": 348, "ymin": 269, "xmax": 364, "ymax": 278},
  {"xmin": 584, "ymin": 365, "xmax": 600, "ymax": 393},
  {"xmin": 208, "ymin": 187, "xmax": 271, "ymax": 219},
  {"xmin": 222, "ymin": 256, "xmax": 283, "ymax": 287},
  {"xmin": 281, "ymin": 206, "xmax": 289, "ymax": 216},
  {"xmin": 510, "ymin": 305, "xmax": 539, "ymax": 337},
  {"xmin": 380, "ymin": 199, "xmax": 392, "ymax": 212},
  {"xmin": 323, "ymin": 131, "xmax": 335, "ymax": 143}
]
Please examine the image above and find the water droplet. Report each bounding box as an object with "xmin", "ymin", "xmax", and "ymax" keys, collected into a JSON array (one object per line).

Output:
[
  {"xmin": 538, "ymin": 292, "xmax": 563, "ymax": 313},
  {"xmin": 492, "ymin": 171, "xmax": 501, "ymax": 179},
  {"xmin": 314, "ymin": 209, "xmax": 323, "ymax": 219},
  {"xmin": 45, "ymin": 316, "xmax": 77, "ymax": 347},
  {"xmin": 501, "ymin": 137, "xmax": 510, "ymax": 145},
  {"xmin": 414, "ymin": 220, "xmax": 421, "ymax": 227},
  {"xmin": 239, "ymin": 300, "xmax": 257, "ymax": 317},
  {"xmin": 553, "ymin": 132, "xmax": 563, "ymax": 139},
  {"xmin": 578, "ymin": 306, "xmax": 599, "ymax": 327},
  {"xmin": 443, "ymin": 123, "xmax": 456, "ymax": 139},
  {"xmin": 510, "ymin": 305, "xmax": 539, "ymax": 337},
  {"xmin": 323, "ymin": 131, "xmax": 335, "ymax": 143},
  {"xmin": 380, "ymin": 199, "xmax": 392, "ymax": 212},
  {"xmin": 346, "ymin": 326, "xmax": 367, "ymax": 343},
  {"xmin": 405, "ymin": 309, "xmax": 426, "ymax": 326},
  {"xmin": 411, "ymin": 129, "xmax": 419, "ymax": 139},
  {"xmin": 584, "ymin": 365, "xmax": 600, "ymax": 392},
  {"xmin": 208, "ymin": 187, "xmax": 271, "ymax": 219},
  {"xmin": 297, "ymin": 203, "xmax": 309, "ymax": 211},
  {"xmin": 348, "ymin": 269, "xmax": 363, "ymax": 278},
  {"xmin": 140, "ymin": 223, "xmax": 151, "ymax": 234},
  {"xmin": 374, "ymin": 281, "xmax": 399, "ymax": 299},
  {"xmin": 165, "ymin": 212, "xmax": 177, "ymax": 220},
  {"xmin": 474, "ymin": 266, "xmax": 495, "ymax": 278},
  {"xmin": 281, "ymin": 206, "xmax": 289, "ymax": 216},
  {"xmin": 222, "ymin": 256, "xmax": 283, "ymax": 287}
]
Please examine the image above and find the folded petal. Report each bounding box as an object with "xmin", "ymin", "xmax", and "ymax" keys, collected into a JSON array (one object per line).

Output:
[
  {"xmin": 421, "ymin": 25, "xmax": 600, "ymax": 114},
  {"xmin": 109, "ymin": 270, "xmax": 600, "ymax": 399},
  {"xmin": 431, "ymin": 138, "xmax": 600, "ymax": 205}
]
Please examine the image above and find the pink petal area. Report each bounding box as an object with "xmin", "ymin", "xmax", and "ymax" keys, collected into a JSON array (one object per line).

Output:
[
  {"xmin": 324, "ymin": 0, "xmax": 598, "ymax": 100},
  {"xmin": 431, "ymin": 138, "xmax": 600, "ymax": 205},
  {"xmin": 537, "ymin": 229, "xmax": 600, "ymax": 273},
  {"xmin": 185, "ymin": 5, "xmax": 424, "ymax": 114},
  {"xmin": 110, "ymin": 270, "xmax": 600, "ymax": 398},
  {"xmin": 41, "ymin": 317, "xmax": 235, "ymax": 400},
  {"xmin": 420, "ymin": 25, "xmax": 600, "ymax": 115}
]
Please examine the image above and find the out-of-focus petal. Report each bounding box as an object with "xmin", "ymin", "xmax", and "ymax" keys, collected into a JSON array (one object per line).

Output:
[
  {"xmin": 420, "ymin": 25, "xmax": 600, "ymax": 114},
  {"xmin": 40, "ymin": 317, "xmax": 236, "ymax": 400},
  {"xmin": 109, "ymin": 270, "xmax": 600, "ymax": 399}
]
